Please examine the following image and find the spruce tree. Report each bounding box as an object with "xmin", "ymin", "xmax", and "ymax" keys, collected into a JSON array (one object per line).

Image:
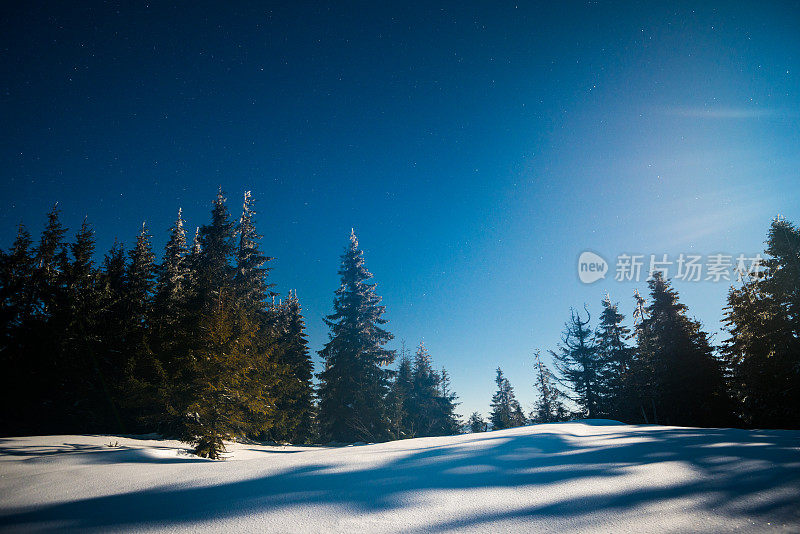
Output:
[
  {"xmin": 629, "ymin": 289, "xmax": 657, "ymax": 423},
  {"xmin": 153, "ymin": 209, "xmax": 189, "ymax": 334},
  {"xmin": 29, "ymin": 204, "xmax": 68, "ymax": 320},
  {"xmin": 3, "ymin": 207, "xmax": 69, "ymax": 435},
  {"xmin": 402, "ymin": 342, "xmax": 460, "ymax": 437},
  {"xmin": 268, "ymin": 291, "xmax": 314, "ymax": 443},
  {"xmin": 184, "ymin": 190, "xmax": 279, "ymax": 456},
  {"xmin": 125, "ymin": 223, "xmax": 156, "ymax": 332},
  {"xmin": 437, "ymin": 367, "xmax": 461, "ymax": 435},
  {"xmin": 467, "ymin": 412, "xmax": 487, "ymax": 433},
  {"xmin": 317, "ymin": 230, "xmax": 395, "ymax": 443},
  {"xmin": 121, "ymin": 223, "xmax": 162, "ymax": 431},
  {"xmin": 0, "ymin": 224, "xmax": 33, "ymax": 340},
  {"xmin": 95, "ymin": 239, "xmax": 131, "ymax": 427},
  {"xmin": 530, "ymin": 350, "xmax": 568, "ymax": 423},
  {"xmin": 637, "ymin": 273, "xmax": 731, "ymax": 427},
  {"xmin": 0, "ymin": 225, "xmax": 34, "ymax": 434},
  {"xmin": 724, "ymin": 217, "xmax": 800, "ymax": 428},
  {"xmin": 235, "ymin": 191, "xmax": 274, "ymax": 308},
  {"xmin": 187, "ymin": 291, "xmax": 274, "ymax": 458},
  {"xmin": 232, "ymin": 191, "xmax": 284, "ymax": 440},
  {"xmin": 195, "ymin": 190, "xmax": 236, "ymax": 304},
  {"xmin": 595, "ymin": 295, "xmax": 635, "ymax": 420},
  {"xmin": 387, "ymin": 342, "xmax": 413, "ymax": 439},
  {"xmin": 489, "ymin": 368, "xmax": 526, "ymax": 430},
  {"xmin": 551, "ymin": 307, "xmax": 602, "ymax": 419},
  {"xmin": 408, "ymin": 341, "xmax": 440, "ymax": 436},
  {"xmin": 60, "ymin": 218, "xmax": 108, "ymax": 430}
]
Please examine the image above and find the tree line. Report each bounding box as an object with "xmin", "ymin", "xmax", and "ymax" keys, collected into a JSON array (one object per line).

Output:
[
  {"xmin": 0, "ymin": 191, "xmax": 459, "ymax": 457},
  {"xmin": 1, "ymin": 198, "xmax": 797, "ymax": 452},
  {"xmin": 467, "ymin": 217, "xmax": 799, "ymax": 433}
]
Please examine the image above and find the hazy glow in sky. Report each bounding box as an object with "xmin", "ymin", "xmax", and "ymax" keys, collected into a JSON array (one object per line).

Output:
[{"xmin": 1, "ymin": 3, "xmax": 798, "ymax": 417}]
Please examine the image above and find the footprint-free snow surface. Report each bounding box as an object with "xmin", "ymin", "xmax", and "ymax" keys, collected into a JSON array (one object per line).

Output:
[{"xmin": 1, "ymin": 420, "xmax": 798, "ymax": 533}]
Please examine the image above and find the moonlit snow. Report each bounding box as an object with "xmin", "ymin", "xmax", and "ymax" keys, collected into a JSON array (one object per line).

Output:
[{"xmin": 1, "ymin": 420, "xmax": 798, "ymax": 532}]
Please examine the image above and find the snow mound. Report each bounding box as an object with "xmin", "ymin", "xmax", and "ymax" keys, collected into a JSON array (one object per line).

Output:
[{"xmin": 1, "ymin": 422, "xmax": 799, "ymax": 533}]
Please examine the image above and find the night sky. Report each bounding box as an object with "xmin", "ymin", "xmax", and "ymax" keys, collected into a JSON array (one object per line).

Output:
[{"xmin": 2, "ymin": 2, "xmax": 799, "ymax": 418}]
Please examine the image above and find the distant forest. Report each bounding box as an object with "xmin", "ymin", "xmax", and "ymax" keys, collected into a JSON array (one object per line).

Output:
[{"xmin": 0, "ymin": 191, "xmax": 797, "ymax": 457}]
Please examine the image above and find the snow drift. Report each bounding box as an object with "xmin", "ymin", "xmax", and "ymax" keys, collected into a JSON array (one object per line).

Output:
[{"xmin": 1, "ymin": 420, "xmax": 798, "ymax": 532}]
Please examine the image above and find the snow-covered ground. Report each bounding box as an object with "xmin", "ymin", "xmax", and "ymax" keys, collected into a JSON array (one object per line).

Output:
[{"xmin": 1, "ymin": 420, "xmax": 798, "ymax": 533}]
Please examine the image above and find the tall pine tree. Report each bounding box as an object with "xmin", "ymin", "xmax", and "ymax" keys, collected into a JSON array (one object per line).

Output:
[
  {"xmin": 268, "ymin": 291, "xmax": 315, "ymax": 443},
  {"xmin": 636, "ymin": 273, "xmax": 732, "ymax": 427},
  {"xmin": 551, "ymin": 307, "xmax": 603, "ymax": 419},
  {"xmin": 595, "ymin": 295, "xmax": 635, "ymax": 421},
  {"xmin": 724, "ymin": 217, "xmax": 800, "ymax": 428},
  {"xmin": 317, "ymin": 230, "xmax": 395, "ymax": 443}
]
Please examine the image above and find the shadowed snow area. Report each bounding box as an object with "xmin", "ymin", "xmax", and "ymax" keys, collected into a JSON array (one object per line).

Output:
[{"xmin": 0, "ymin": 420, "xmax": 798, "ymax": 533}]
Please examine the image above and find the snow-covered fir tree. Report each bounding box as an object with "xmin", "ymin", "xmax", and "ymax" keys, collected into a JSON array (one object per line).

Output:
[
  {"xmin": 489, "ymin": 367, "xmax": 526, "ymax": 430},
  {"xmin": 235, "ymin": 191, "xmax": 274, "ymax": 309},
  {"xmin": 530, "ymin": 350, "xmax": 568, "ymax": 424},
  {"xmin": 317, "ymin": 230, "xmax": 395, "ymax": 443},
  {"xmin": 153, "ymin": 208, "xmax": 189, "ymax": 329}
]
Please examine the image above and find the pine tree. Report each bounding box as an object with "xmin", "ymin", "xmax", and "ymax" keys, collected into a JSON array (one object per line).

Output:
[
  {"xmin": 125, "ymin": 223, "xmax": 156, "ymax": 331},
  {"xmin": 401, "ymin": 342, "xmax": 460, "ymax": 437},
  {"xmin": 467, "ymin": 412, "xmax": 487, "ymax": 433},
  {"xmin": 195, "ymin": 190, "xmax": 236, "ymax": 304},
  {"xmin": 437, "ymin": 367, "xmax": 462, "ymax": 435},
  {"xmin": 0, "ymin": 224, "xmax": 34, "ymax": 434},
  {"xmin": 60, "ymin": 218, "xmax": 108, "ymax": 429},
  {"xmin": 551, "ymin": 307, "xmax": 602, "ymax": 419},
  {"xmin": 407, "ymin": 341, "xmax": 440, "ymax": 437},
  {"xmin": 724, "ymin": 217, "xmax": 800, "ymax": 428},
  {"xmin": 268, "ymin": 291, "xmax": 315, "ymax": 443},
  {"xmin": 153, "ymin": 209, "xmax": 190, "ymax": 333},
  {"xmin": 637, "ymin": 273, "xmax": 731, "ymax": 427},
  {"xmin": 489, "ymin": 368, "xmax": 526, "ymax": 430},
  {"xmin": 317, "ymin": 230, "xmax": 395, "ymax": 443},
  {"xmin": 95, "ymin": 239, "xmax": 129, "ymax": 424},
  {"xmin": 530, "ymin": 350, "xmax": 568, "ymax": 423},
  {"xmin": 0, "ymin": 224, "xmax": 33, "ymax": 346},
  {"xmin": 387, "ymin": 342, "xmax": 413, "ymax": 439},
  {"xmin": 595, "ymin": 295, "xmax": 635, "ymax": 420},
  {"xmin": 121, "ymin": 223, "xmax": 162, "ymax": 432},
  {"xmin": 149, "ymin": 210, "xmax": 199, "ymax": 435},
  {"xmin": 182, "ymin": 190, "xmax": 281, "ymax": 455},
  {"xmin": 629, "ymin": 289, "xmax": 657, "ymax": 423},
  {"xmin": 235, "ymin": 191, "xmax": 274, "ymax": 308},
  {"xmin": 187, "ymin": 291, "xmax": 275, "ymax": 458},
  {"xmin": 30, "ymin": 204, "xmax": 68, "ymax": 319},
  {"xmin": 1, "ymin": 208, "xmax": 68, "ymax": 435}
]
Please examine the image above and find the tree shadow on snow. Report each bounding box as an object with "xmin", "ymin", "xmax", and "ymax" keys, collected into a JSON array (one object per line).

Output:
[
  {"xmin": 0, "ymin": 439, "xmax": 206, "ymax": 465},
  {"xmin": 0, "ymin": 424, "xmax": 798, "ymax": 531}
]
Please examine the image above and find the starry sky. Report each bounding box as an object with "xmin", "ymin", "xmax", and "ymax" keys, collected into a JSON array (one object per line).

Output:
[{"xmin": 2, "ymin": 2, "xmax": 799, "ymax": 419}]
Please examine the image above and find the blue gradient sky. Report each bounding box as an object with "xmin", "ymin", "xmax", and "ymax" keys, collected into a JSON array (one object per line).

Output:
[{"xmin": 2, "ymin": 2, "xmax": 799, "ymax": 418}]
